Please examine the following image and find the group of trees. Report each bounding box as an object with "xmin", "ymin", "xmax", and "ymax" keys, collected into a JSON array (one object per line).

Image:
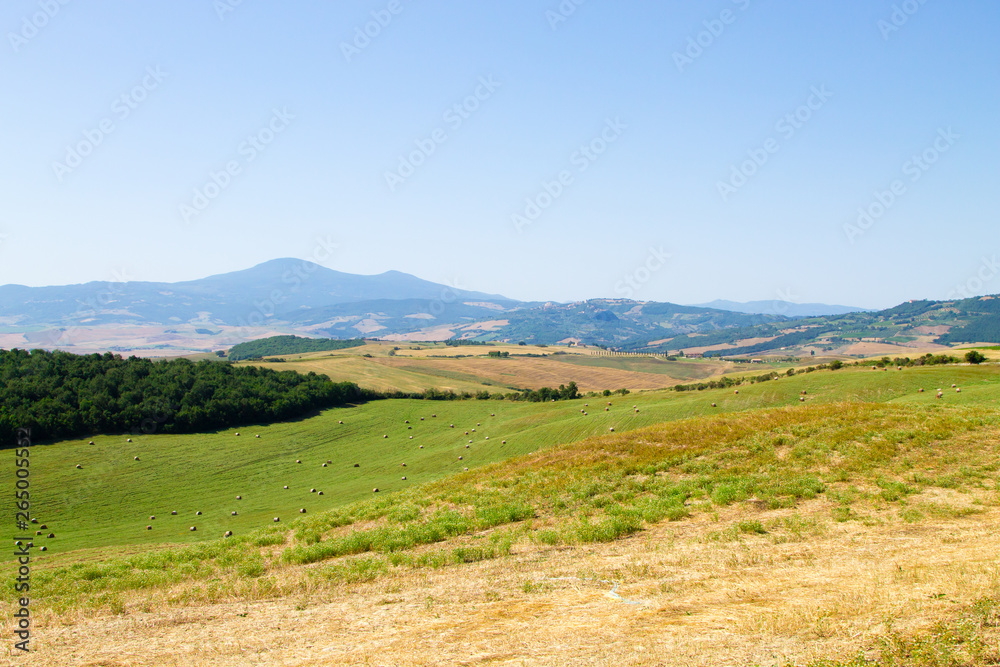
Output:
[
  {"xmin": 0, "ymin": 349, "xmax": 369, "ymax": 447},
  {"xmin": 673, "ymin": 372, "xmax": 780, "ymax": 392},
  {"xmin": 226, "ymin": 336, "xmax": 365, "ymax": 361}
]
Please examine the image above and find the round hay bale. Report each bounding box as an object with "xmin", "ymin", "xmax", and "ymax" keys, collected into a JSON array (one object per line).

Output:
[
  {"xmin": 952, "ymin": 384, "xmax": 957, "ymax": 388},
  {"xmin": 283, "ymin": 485, "xmax": 289, "ymax": 489},
  {"xmin": 956, "ymin": 387, "xmax": 961, "ymax": 393},
  {"xmin": 134, "ymin": 456, "xmax": 139, "ymax": 461},
  {"xmin": 231, "ymin": 511, "xmax": 238, "ymax": 516},
  {"xmin": 30, "ymin": 518, "xmax": 37, "ymax": 524},
  {"xmin": 501, "ymin": 440, "xmax": 506, "ymax": 444},
  {"xmin": 171, "ymin": 510, "xmax": 177, "ymax": 515},
  {"xmin": 458, "ymin": 456, "xmax": 463, "ymax": 460},
  {"xmin": 310, "ymin": 488, "xmax": 316, "ymax": 493},
  {"xmin": 419, "ymin": 445, "xmax": 423, "ymax": 449},
  {"xmin": 402, "ymin": 476, "xmax": 407, "ymax": 480},
  {"xmin": 224, "ymin": 531, "xmax": 233, "ymax": 537},
  {"xmin": 255, "ymin": 434, "xmax": 260, "ymax": 438},
  {"xmin": 609, "ymin": 426, "xmax": 615, "ymax": 432},
  {"xmin": 464, "ymin": 467, "xmax": 469, "ymax": 471},
  {"xmin": 354, "ymin": 463, "xmax": 359, "ymax": 467},
  {"xmin": 149, "ymin": 516, "xmax": 155, "ymax": 520},
  {"xmin": 189, "ymin": 527, "xmax": 196, "ymax": 532},
  {"xmin": 296, "ymin": 459, "xmax": 301, "ymax": 463},
  {"xmin": 76, "ymin": 464, "xmax": 82, "ymax": 469},
  {"xmin": 605, "ymin": 407, "xmax": 609, "ymax": 411},
  {"xmin": 734, "ymin": 390, "xmax": 739, "ymax": 395},
  {"xmin": 235, "ymin": 432, "xmax": 240, "ymax": 436},
  {"xmin": 409, "ymin": 436, "xmax": 413, "ymax": 439},
  {"xmin": 919, "ymin": 388, "xmax": 924, "ymax": 393},
  {"xmin": 431, "ymin": 414, "xmax": 436, "ymax": 418},
  {"xmin": 274, "ymin": 517, "xmax": 280, "ymax": 522},
  {"xmin": 196, "ymin": 511, "xmax": 202, "ymax": 516},
  {"xmin": 318, "ymin": 491, "xmax": 324, "ymax": 495},
  {"xmin": 299, "ymin": 508, "xmax": 306, "ymax": 513},
  {"xmin": 338, "ymin": 420, "xmax": 343, "ymax": 424},
  {"xmin": 146, "ymin": 525, "xmax": 152, "ymax": 530},
  {"xmin": 383, "ymin": 435, "xmax": 388, "ymax": 438},
  {"xmin": 485, "ymin": 436, "xmax": 489, "ymax": 440},
  {"xmin": 89, "ymin": 441, "xmax": 94, "ymax": 445},
  {"xmin": 407, "ymin": 426, "xmax": 412, "ymax": 430},
  {"xmin": 711, "ymin": 403, "xmax": 717, "ymax": 407},
  {"xmin": 801, "ymin": 390, "xmax": 807, "ymax": 395},
  {"xmin": 799, "ymin": 397, "xmax": 805, "ymax": 402},
  {"xmin": 127, "ymin": 438, "xmax": 132, "ymax": 443},
  {"xmin": 39, "ymin": 546, "xmax": 47, "ymax": 552},
  {"xmin": 236, "ymin": 495, "xmax": 241, "ymax": 500},
  {"xmin": 405, "ymin": 420, "xmax": 410, "ymax": 424},
  {"xmin": 47, "ymin": 532, "xmax": 55, "ymax": 538},
  {"xmin": 322, "ymin": 463, "xmax": 327, "ymax": 467},
  {"xmin": 450, "ymin": 424, "xmax": 455, "ymax": 428},
  {"xmin": 373, "ymin": 488, "xmax": 379, "ymax": 493}
]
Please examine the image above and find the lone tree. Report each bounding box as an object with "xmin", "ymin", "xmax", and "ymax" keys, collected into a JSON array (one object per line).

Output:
[{"xmin": 965, "ymin": 350, "xmax": 987, "ymax": 365}]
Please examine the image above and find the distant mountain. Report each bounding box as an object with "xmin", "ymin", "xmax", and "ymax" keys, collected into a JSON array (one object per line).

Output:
[
  {"xmin": 692, "ymin": 299, "xmax": 866, "ymax": 318},
  {"xmin": 2, "ymin": 259, "xmax": 998, "ymax": 355},
  {"xmin": 0, "ymin": 259, "xmax": 521, "ymax": 333}
]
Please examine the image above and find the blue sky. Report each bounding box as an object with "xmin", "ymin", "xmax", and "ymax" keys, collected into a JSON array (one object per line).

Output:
[{"xmin": 1, "ymin": 0, "xmax": 997, "ymax": 309}]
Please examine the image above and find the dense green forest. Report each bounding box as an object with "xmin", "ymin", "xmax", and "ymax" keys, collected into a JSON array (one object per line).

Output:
[
  {"xmin": 937, "ymin": 316, "xmax": 1000, "ymax": 344},
  {"xmin": 227, "ymin": 336, "xmax": 366, "ymax": 361},
  {"xmin": 0, "ymin": 349, "xmax": 369, "ymax": 447}
]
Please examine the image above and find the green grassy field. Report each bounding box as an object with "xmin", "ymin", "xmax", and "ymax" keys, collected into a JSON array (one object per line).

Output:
[
  {"xmin": 7, "ymin": 361, "xmax": 1000, "ymax": 665},
  {"xmin": 15, "ymin": 362, "xmax": 1000, "ymax": 562}
]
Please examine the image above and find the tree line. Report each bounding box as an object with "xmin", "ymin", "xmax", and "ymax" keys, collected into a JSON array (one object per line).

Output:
[
  {"xmin": 0, "ymin": 349, "xmax": 370, "ymax": 447},
  {"xmin": 226, "ymin": 336, "xmax": 365, "ymax": 361}
]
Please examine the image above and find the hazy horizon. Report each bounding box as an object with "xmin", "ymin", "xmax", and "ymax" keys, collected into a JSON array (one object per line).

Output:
[{"xmin": 3, "ymin": 1, "xmax": 997, "ymax": 310}]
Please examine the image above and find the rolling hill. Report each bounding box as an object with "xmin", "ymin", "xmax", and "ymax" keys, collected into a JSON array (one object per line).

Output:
[{"xmin": 1, "ymin": 260, "xmax": 999, "ymax": 356}]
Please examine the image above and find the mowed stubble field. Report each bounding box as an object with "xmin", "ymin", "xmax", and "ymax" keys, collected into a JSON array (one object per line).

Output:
[{"xmin": 243, "ymin": 341, "xmax": 736, "ymax": 393}]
